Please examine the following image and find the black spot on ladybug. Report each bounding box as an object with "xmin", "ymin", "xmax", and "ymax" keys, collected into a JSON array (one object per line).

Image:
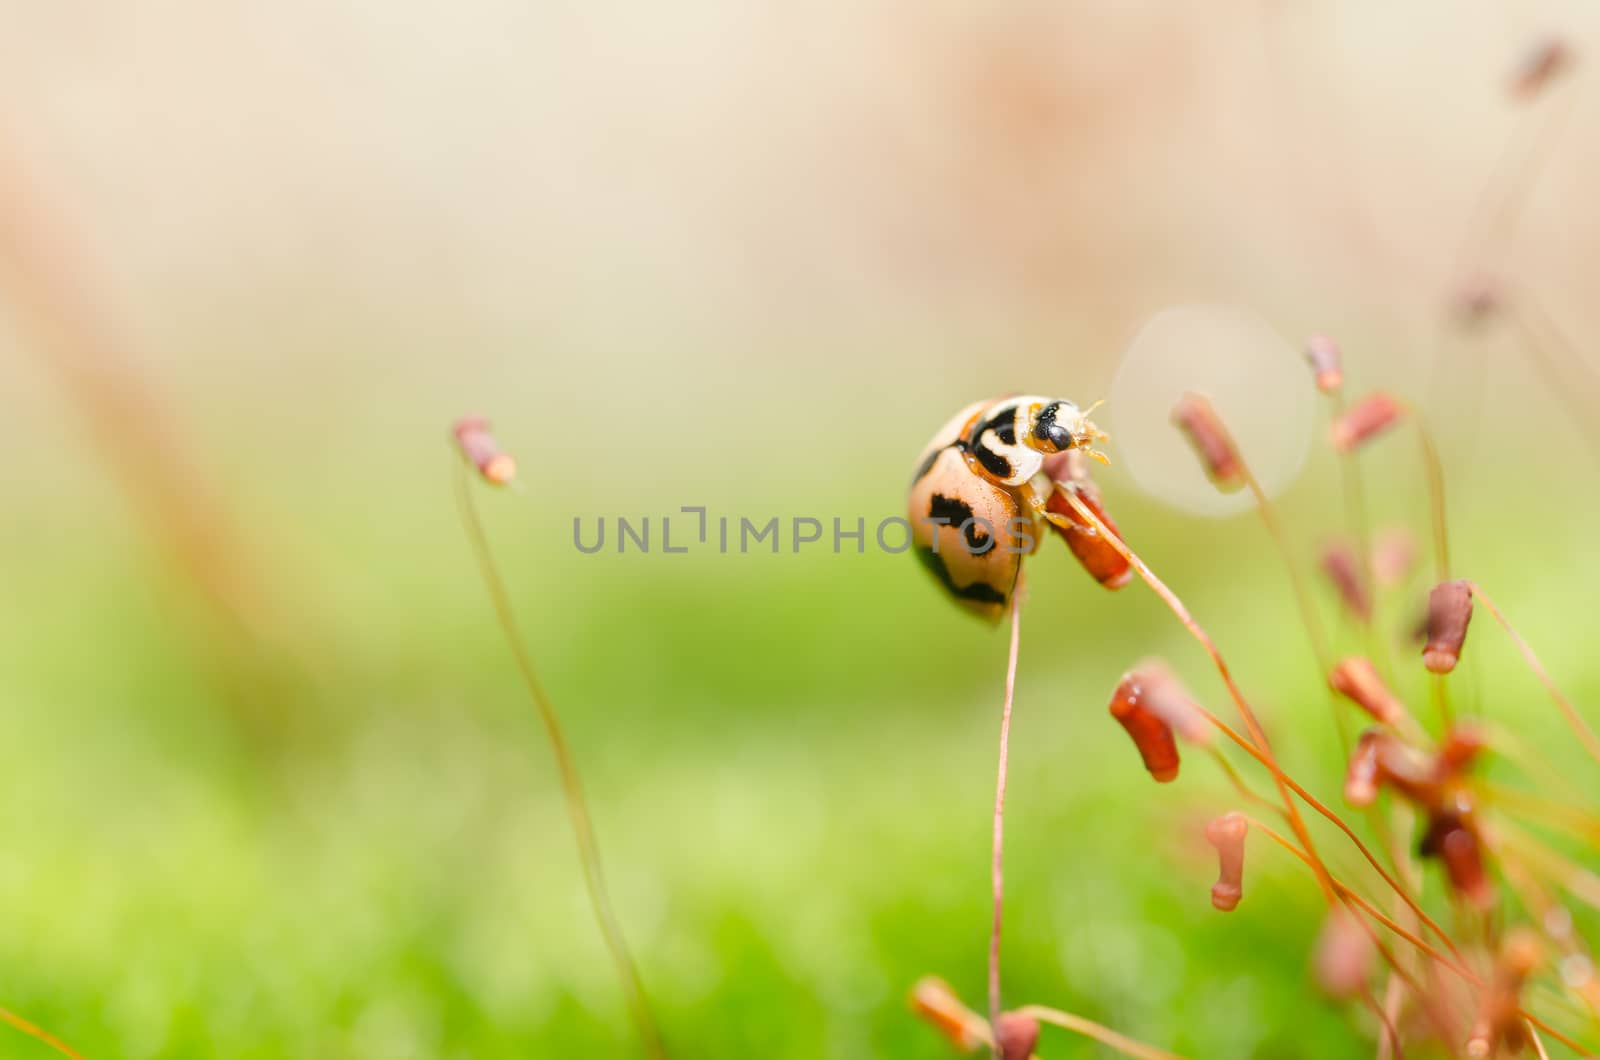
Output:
[
  {"xmin": 927, "ymin": 493, "xmax": 993, "ymax": 552},
  {"xmin": 915, "ymin": 547, "xmax": 1008, "ymax": 605},
  {"xmin": 980, "ymin": 408, "xmax": 1017, "ymax": 446},
  {"xmin": 910, "ymin": 444, "xmax": 948, "ymax": 486},
  {"xmin": 971, "ymin": 439, "xmax": 1013, "ymax": 480}
]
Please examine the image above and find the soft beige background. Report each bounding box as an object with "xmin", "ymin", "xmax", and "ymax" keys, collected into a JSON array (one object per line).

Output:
[{"xmin": 3, "ymin": 2, "xmax": 1597, "ymax": 458}]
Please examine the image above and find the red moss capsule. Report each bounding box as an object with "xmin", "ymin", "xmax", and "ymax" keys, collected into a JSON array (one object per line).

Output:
[
  {"xmin": 1330, "ymin": 393, "xmax": 1404, "ymax": 453},
  {"xmin": 1304, "ymin": 335, "xmax": 1344, "ymax": 393},
  {"xmin": 1423, "ymin": 579, "xmax": 1474, "ymax": 674},
  {"xmin": 1422, "ymin": 807, "xmax": 1495, "ymax": 910},
  {"xmin": 1511, "ymin": 36, "xmax": 1571, "ymax": 100},
  {"xmin": 1109, "ymin": 672, "xmax": 1182, "ymax": 782},
  {"xmin": 1314, "ymin": 907, "xmax": 1376, "ymax": 999},
  {"xmin": 995, "ymin": 1012, "xmax": 1040, "ymax": 1060},
  {"xmin": 1329, "ymin": 657, "xmax": 1408, "ymax": 727},
  {"xmin": 1171, "ymin": 393, "xmax": 1244, "ymax": 493},
  {"xmin": 1130, "ymin": 659, "xmax": 1212, "ymax": 745},
  {"xmin": 910, "ymin": 977, "xmax": 983, "ymax": 1051},
  {"xmin": 1205, "ymin": 812, "xmax": 1248, "ymax": 912},
  {"xmin": 1040, "ymin": 452, "xmax": 1132, "ymax": 591},
  {"xmin": 1320, "ymin": 541, "xmax": 1372, "ymax": 623},
  {"xmin": 1344, "ymin": 729, "xmax": 1384, "ymax": 807},
  {"xmin": 452, "ymin": 415, "xmax": 517, "ymax": 486}
]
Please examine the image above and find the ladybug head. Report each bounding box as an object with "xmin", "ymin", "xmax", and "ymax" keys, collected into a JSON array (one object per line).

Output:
[{"xmin": 1030, "ymin": 399, "xmax": 1111, "ymax": 463}]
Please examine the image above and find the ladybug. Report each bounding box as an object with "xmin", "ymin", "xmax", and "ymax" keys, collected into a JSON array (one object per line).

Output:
[{"xmin": 908, "ymin": 395, "xmax": 1110, "ymax": 621}]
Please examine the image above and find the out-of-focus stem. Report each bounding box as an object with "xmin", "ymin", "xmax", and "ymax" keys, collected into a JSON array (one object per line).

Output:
[
  {"xmin": 1249, "ymin": 819, "xmax": 1589, "ymax": 1055},
  {"xmin": 0, "ymin": 120, "xmax": 290, "ymax": 728},
  {"xmin": 1507, "ymin": 292, "xmax": 1600, "ymax": 467},
  {"xmin": 1480, "ymin": 782, "xmax": 1600, "ymax": 846},
  {"xmin": 1495, "ymin": 824, "xmax": 1600, "ymax": 913},
  {"xmin": 1427, "ymin": 75, "xmax": 1577, "ymax": 434},
  {"xmin": 1404, "ymin": 410, "xmax": 1454, "ymax": 730},
  {"xmin": 1411, "ymin": 419, "xmax": 1450, "ymax": 585},
  {"xmin": 1329, "ymin": 391, "xmax": 1376, "ymax": 597},
  {"xmin": 1015, "ymin": 1006, "xmax": 1187, "ymax": 1060},
  {"xmin": 1192, "ymin": 701, "xmax": 1461, "ymax": 962},
  {"xmin": 1240, "ymin": 467, "xmax": 1332, "ymax": 670},
  {"xmin": 1055, "ymin": 491, "xmax": 1338, "ymax": 909},
  {"xmin": 1238, "ymin": 464, "xmax": 1350, "ymax": 755},
  {"xmin": 1326, "ymin": 391, "xmax": 1395, "ymax": 682},
  {"xmin": 0, "ymin": 1005, "xmax": 85, "ymax": 1060},
  {"xmin": 1245, "ymin": 817, "xmax": 1467, "ymax": 981},
  {"xmin": 988, "ymin": 592, "xmax": 1023, "ymax": 1050},
  {"xmin": 1467, "ymin": 581, "xmax": 1600, "ymax": 767},
  {"xmin": 1499, "ymin": 857, "xmax": 1600, "ymax": 1022},
  {"xmin": 454, "ymin": 464, "xmax": 669, "ymax": 1060}
]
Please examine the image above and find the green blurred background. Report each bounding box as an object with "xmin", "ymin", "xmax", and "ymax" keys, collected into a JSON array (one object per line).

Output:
[{"xmin": 3, "ymin": 2, "xmax": 1600, "ymax": 1056}]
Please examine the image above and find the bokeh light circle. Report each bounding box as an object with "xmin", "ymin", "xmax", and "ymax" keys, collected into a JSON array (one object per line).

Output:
[{"xmin": 1108, "ymin": 304, "xmax": 1313, "ymax": 517}]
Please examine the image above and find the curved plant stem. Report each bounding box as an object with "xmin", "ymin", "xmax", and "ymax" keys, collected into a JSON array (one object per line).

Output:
[
  {"xmin": 1528, "ymin": 1022, "xmax": 1552, "ymax": 1060},
  {"xmin": 1412, "ymin": 419, "xmax": 1450, "ymax": 585},
  {"xmin": 1245, "ymin": 817, "xmax": 1469, "ymax": 981},
  {"xmin": 1057, "ymin": 490, "xmax": 1338, "ymax": 906},
  {"xmin": 1196, "ymin": 701, "xmax": 1462, "ymax": 963},
  {"xmin": 1055, "ymin": 489, "xmax": 1464, "ymax": 962},
  {"xmin": 1240, "ymin": 465, "xmax": 1333, "ymax": 675},
  {"xmin": 1467, "ymin": 581, "xmax": 1600, "ymax": 768},
  {"xmin": 454, "ymin": 463, "xmax": 668, "ymax": 1059},
  {"xmin": 1238, "ymin": 456, "xmax": 1350, "ymax": 754},
  {"xmin": 1426, "ymin": 81, "xmax": 1577, "ymax": 438},
  {"xmin": 988, "ymin": 591, "xmax": 1023, "ymax": 1051},
  {"xmin": 0, "ymin": 1005, "xmax": 84, "ymax": 1060},
  {"xmin": 1015, "ymin": 1005, "xmax": 1188, "ymax": 1060},
  {"xmin": 1247, "ymin": 819, "xmax": 1590, "ymax": 1055}
]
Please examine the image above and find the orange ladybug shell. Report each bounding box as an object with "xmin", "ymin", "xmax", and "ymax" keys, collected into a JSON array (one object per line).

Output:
[{"xmin": 908, "ymin": 401, "xmax": 1033, "ymax": 622}]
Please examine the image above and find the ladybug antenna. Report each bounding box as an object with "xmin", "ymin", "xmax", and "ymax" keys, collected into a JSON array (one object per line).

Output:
[{"xmin": 1077, "ymin": 399, "xmax": 1111, "ymax": 460}]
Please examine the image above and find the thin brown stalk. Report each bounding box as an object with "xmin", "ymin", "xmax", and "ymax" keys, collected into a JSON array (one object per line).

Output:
[
  {"xmin": 1237, "ymin": 463, "xmax": 1350, "ymax": 754},
  {"xmin": 1409, "ymin": 416, "xmax": 1450, "ymax": 585},
  {"xmin": 1467, "ymin": 86, "xmax": 1577, "ymax": 276},
  {"xmin": 1206, "ymin": 747, "xmax": 1279, "ymax": 814},
  {"xmin": 989, "ymin": 591, "xmax": 1024, "ymax": 1048},
  {"xmin": 1239, "ymin": 467, "xmax": 1333, "ymax": 671},
  {"xmin": 1481, "ymin": 721, "xmax": 1588, "ymax": 805},
  {"xmin": 1507, "ymin": 294, "xmax": 1600, "ymax": 466},
  {"xmin": 1015, "ymin": 1006, "xmax": 1188, "ymax": 1060},
  {"xmin": 1249, "ymin": 818, "xmax": 1592, "ymax": 1055},
  {"xmin": 1327, "ymin": 391, "xmax": 1397, "ymax": 686},
  {"xmin": 1528, "ymin": 1022, "xmax": 1552, "ymax": 1060},
  {"xmin": 1174, "ymin": 396, "xmax": 1343, "ymax": 747},
  {"xmin": 1376, "ymin": 968, "xmax": 1407, "ymax": 1060},
  {"xmin": 454, "ymin": 463, "xmax": 668, "ymax": 1060},
  {"xmin": 1245, "ymin": 817, "xmax": 1470, "ymax": 982},
  {"xmin": 1495, "ymin": 824, "xmax": 1600, "ymax": 914},
  {"xmin": 1055, "ymin": 491, "xmax": 1339, "ymax": 908},
  {"xmin": 1480, "ymin": 781, "xmax": 1600, "ymax": 846},
  {"xmin": 0, "ymin": 1005, "xmax": 85, "ymax": 1060},
  {"xmin": 1427, "ymin": 73, "xmax": 1577, "ymax": 431},
  {"xmin": 1193, "ymin": 702, "xmax": 1462, "ymax": 963},
  {"xmin": 1466, "ymin": 581, "xmax": 1600, "ymax": 767},
  {"xmin": 0, "ymin": 121, "xmax": 291, "ymax": 729},
  {"xmin": 1328, "ymin": 391, "xmax": 1377, "ymax": 606},
  {"xmin": 1363, "ymin": 979, "xmax": 1405, "ymax": 1060},
  {"xmin": 1403, "ymin": 409, "xmax": 1455, "ymax": 729},
  {"xmin": 1060, "ymin": 474, "xmax": 1464, "ymax": 959}
]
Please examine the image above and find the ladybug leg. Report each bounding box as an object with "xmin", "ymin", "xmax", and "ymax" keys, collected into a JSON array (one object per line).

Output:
[{"xmin": 1019, "ymin": 479, "xmax": 1076, "ymax": 535}]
